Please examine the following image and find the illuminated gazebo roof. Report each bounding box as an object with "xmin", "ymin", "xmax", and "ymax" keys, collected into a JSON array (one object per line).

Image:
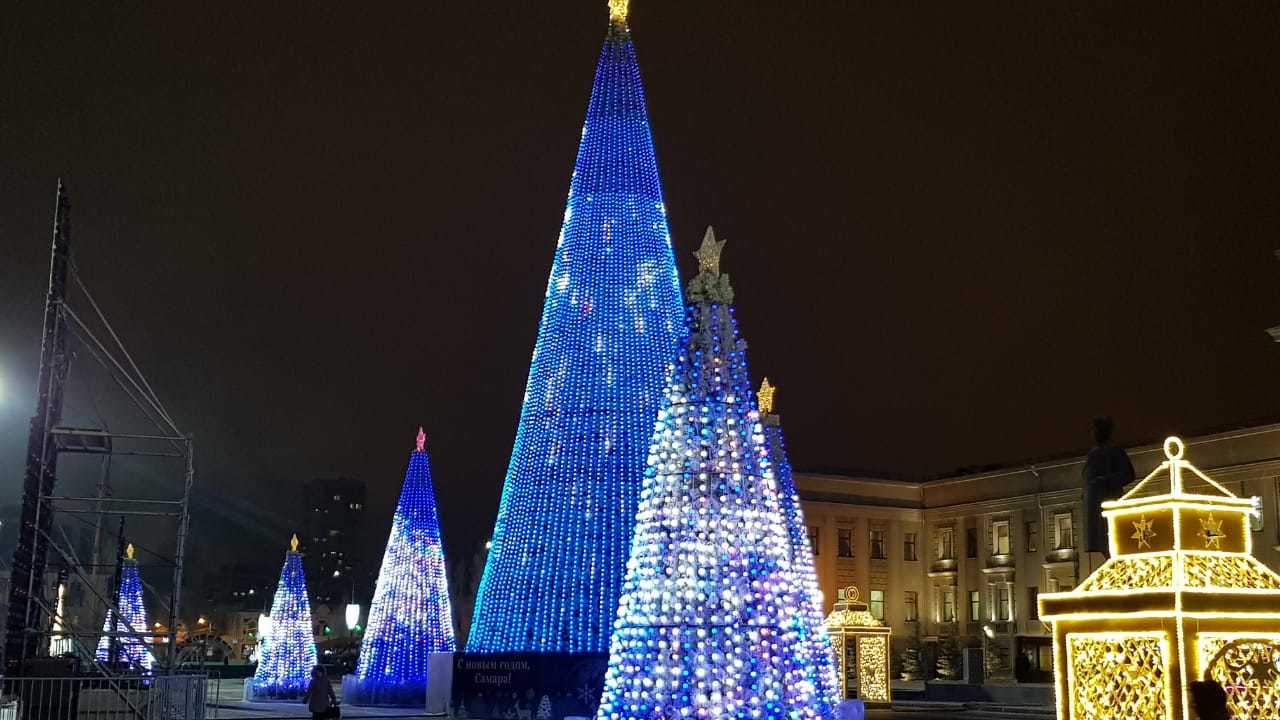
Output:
[
  {"xmin": 1055, "ymin": 437, "xmax": 1280, "ymax": 603},
  {"xmin": 824, "ymin": 586, "xmax": 884, "ymax": 631}
]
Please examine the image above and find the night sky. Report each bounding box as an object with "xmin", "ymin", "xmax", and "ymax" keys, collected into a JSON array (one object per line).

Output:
[{"xmin": 2, "ymin": 1, "xmax": 1279, "ymax": 599}]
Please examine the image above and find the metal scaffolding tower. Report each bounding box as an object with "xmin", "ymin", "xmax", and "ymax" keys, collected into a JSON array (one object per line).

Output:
[{"xmin": 3, "ymin": 182, "xmax": 195, "ymax": 675}]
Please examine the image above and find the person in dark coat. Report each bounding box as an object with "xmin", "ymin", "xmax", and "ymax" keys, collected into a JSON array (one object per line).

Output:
[
  {"xmin": 1189, "ymin": 680, "xmax": 1230, "ymax": 720},
  {"xmin": 1082, "ymin": 416, "xmax": 1135, "ymax": 559},
  {"xmin": 306, "ymin": 665, "xmax": 339, "ymax": 720}
]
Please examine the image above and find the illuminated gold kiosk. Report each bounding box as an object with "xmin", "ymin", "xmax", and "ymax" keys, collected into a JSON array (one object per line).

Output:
[
  {"xmin": 1039, "ymin": 437, "xmax": 1280, "ymax": 720},
  {"xmin": 823, "ymin": 585, "xmax": 892, "ymax": 707}
]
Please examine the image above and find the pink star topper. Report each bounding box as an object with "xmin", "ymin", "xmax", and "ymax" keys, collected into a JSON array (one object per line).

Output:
[{"xmin": 416, "ymin": 426, "xmax": 426, "ymax": 452}]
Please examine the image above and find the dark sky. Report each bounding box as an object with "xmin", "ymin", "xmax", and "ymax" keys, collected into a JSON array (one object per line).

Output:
[{"xmin": 3, "ymin": 1, "xmax": 1279, "ymax": 598}]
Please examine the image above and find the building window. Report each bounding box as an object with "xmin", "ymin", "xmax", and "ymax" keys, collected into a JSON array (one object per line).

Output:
[
  {"xmin": 904, "ymin": 591, "xmax": 919, "ymax": 622},
  {"xmin": 870, "ymin": 590, "xmax": 885, "ymax": 620},
  {"xmin": 870, "ymin": 529, "xmax": 886, "ymax": 559},
  {"xmin": 808, "ymin": 526, "xmax": 820, "ymax": 555},
  {"xmin": 1026, "ymin": 520, "xmax": 1039, "ymax": 553},
  {"xmin": 966, "ymin": 527, "xmax": 978, "ymax": 558},
  {"xmin": 992, "ymin": 520, "xmax": 1011, "ymax": 555},
  {"xmin": 837, "ymin": 528, "xmax": 853, "ymax": 558},
  {"xmin": 1053, "ymin": 513, "xmax": 1074, "ymax": 550},
  {"xmin": 1028, "ymin": 586, "xmax": 1039, "ymax": 620},
  {"xmin": 941, "ymin": 589, "xmax": 956, "ymax": 622},
  {"xmin": 937, "ymin": 528, "xmax": 955, "ymax": 560},
  {"xmin": 969, "ymin": 590, "xmax": 980, "ymax": 622},
  {"xmin": 997, "ymin": 586, "xmax": 1011, "ymax": 621},
  {"xmin": 904, "ymin": 532, "xmax": 918, "ymax": 561}
]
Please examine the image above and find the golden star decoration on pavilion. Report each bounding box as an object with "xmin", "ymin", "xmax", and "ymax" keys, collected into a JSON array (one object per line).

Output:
[
  {"xmin": 1131, "ymin": 515, "xmax": 1156, "ymax": 550},
  {"xmin": 608, "ymin": 0, "xmax": 629, "ymax": 24},
  {"xmin": 1199, "ymin": 513, "xmax": 1224, "ymax": 549},
  {"xmin": 694, "ymin": 226, "xmax": 727, "ymax": 275},
  {"xmin": 758, "ymin": 377, "xmax": 776, "ymax": 415}
]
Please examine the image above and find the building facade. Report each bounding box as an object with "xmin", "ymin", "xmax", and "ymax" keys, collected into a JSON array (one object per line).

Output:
[
  {"xmin": 798, "ymin": 422, "xmax": 1280, "ymax": 683},
  {"xmin": 302, "ymin": 477, "xmax": 366, "ymax": 607}
]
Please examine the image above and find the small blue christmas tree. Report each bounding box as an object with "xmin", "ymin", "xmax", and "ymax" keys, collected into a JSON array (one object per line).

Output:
[
  {"xmin": 596, "ymin": 229, "xmax": 838, "ymax": 720},
  {"xmin": 95, "ymin": 544, "xmax": 154, "ymax": 672},
  {"xmin": 245, "ymin": 535, "xmax": 318, "ymax": 700},
  {"xmin": 344, "ymin": 428, "xmax": 455, "ymax": 706},
  {"xmin": 759, "ymin": 378, "xmax": 841, "ymax": 703}
]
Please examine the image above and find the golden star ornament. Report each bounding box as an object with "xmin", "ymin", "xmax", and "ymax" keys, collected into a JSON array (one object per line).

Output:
[
  {"xmin": 1198, "ymin": 513, "xmax": 1224, "ymax": 549},
  {"xmin": 1131, "ymin": 515, "xmax": 1156, "ymax": 550}
]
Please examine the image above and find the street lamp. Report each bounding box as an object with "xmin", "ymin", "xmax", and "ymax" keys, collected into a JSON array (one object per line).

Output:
[{"xmin": 345, "ymin": 603, "xmax": 361, "ymax": 632}]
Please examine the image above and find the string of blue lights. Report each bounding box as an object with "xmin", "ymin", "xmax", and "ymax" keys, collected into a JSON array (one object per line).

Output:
[{"xmin": 467, "ymin": 9, "xmax": 685, "ymax": 654}]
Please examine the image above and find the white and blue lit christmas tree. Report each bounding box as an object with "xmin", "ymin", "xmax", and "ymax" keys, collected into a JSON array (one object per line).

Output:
[
  {"xmin": 345, "ymin": 428, "xmax": 455, "ymax": 706},
  {"xmin": 468, "ymin": 0, "xmax": 685, "ymax": 655},
  {"xmin": 95, "ymin": 544, "xmax": 154, "ymax": 672},
  {"xmin": 596, "ymin": 230, "xmax": 838, "ymax": 720},
  {"xmin": 245, "ymin": 535, "xmax": 318, "ymax": 700},
  {"xmin": 759, "ymin": 378, "xmax": 842, "ymax": 705}
]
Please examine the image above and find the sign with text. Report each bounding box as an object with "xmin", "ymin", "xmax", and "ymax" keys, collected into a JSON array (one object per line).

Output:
[{"xmin": 452, "ymin": 653, "xmax": 608, "ymax": 719}]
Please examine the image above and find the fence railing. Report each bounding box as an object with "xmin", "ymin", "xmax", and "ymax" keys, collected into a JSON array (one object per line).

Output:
[{"xmin": 0, "ymin": 674, "xmax": 207, "ymax": 720}]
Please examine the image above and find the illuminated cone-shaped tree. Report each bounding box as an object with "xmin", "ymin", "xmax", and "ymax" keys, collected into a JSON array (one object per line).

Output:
[
  {"xmin": 245, "ymin": 535, "xmax": 318, "ymax": 700},
  {"xmin": 596, "ymin": 229, "xmax": 837, "ymax": 720},
  {"xmin": 758, "ymin": 378, "xmax": 841, "ymax": 704},
  {"xmin": 95, "ymin": 544, "xmax": 154, "ymax": 672},
  {"xmin": 345, "ymin": 428, "xmax": 455, "ymax": 706},
  {"xmin": 467, "ymin": 0, "xmax": 686, "ymax": 654}
]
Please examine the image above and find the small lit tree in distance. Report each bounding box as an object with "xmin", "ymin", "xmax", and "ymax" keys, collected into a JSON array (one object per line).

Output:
[
  {"xmin": 245, "ymin": 535, "xmax": 318, "ymax": 700},
  {"xmin": 95, "ymin": 543, "xmax": 154, "ymax": 672},
  {"xmin": 595, "ymin": 229, "xmax": 837, "ymax": 720},
  {"xmin": 759, "ymin": 377, "xmax": 841, "ymax": 704},
  {"xmin": 344, "ymin": 428, "xmax": 456, "ymax": 706}
]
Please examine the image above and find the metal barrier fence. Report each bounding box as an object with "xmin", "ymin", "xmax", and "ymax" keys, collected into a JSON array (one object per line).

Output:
[{"xmin": 0, "ymin": 674, "xmax": 207, "ymax": 720}]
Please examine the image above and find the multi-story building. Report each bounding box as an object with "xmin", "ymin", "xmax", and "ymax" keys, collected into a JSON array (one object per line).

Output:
[
  {"xmin": 798, "ymin": 421, "xmax": 1280, "ymax": 683},
  {"xmin": 302, "ymin": 477, "xmax": 366, "ymax": 607}
]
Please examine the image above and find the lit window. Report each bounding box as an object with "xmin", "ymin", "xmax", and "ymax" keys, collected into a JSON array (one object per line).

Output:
[
  {"xmin": 941, "ymin": 589, "xmax": 956, "ymax": 622},
  {"xmin": 1053, "ymin": 513, "xmax": 1073, "ymax": 550},
  {"xmin": 904, "ymin": 591, "xmax": 918, "ymax": 622},
  {"xmin": 997, "ymin": 586, "xmax": 1011, "ymax": 621},
  {"xmin": 969, "ymin": 590, "xmax": 980, "ymax": 622},
  {"xmin": 1025, "ymin": 520, "xmax": 1039, "ymax": 553},
  {"xmin": 870, "ymin": 529, "xmax": 886, "ymax": 559},
  {"xmin": 333, "ymin": 495, "xmax": 341, "ymax": 501},
  {"xmin": 992, "ymin": 520, "xmax": 1010, "ymax": 555},
  {"xmin": 937, "ymin": 528, "xmax": 955, "ymax": 560},
  {"xmin": 869, "ymin": 590, "xmax": 885, "ymax": 620},
  {"xmin": 837, "ymin": 528, "xmax": 853, "ymax": 558},
  {"xmin": 904, "ymin": 532, "xmax": 918, "ymax": 561},
  {"xmin": 808, "ymin": 526, "xmax": 820, "ymax": 555}
]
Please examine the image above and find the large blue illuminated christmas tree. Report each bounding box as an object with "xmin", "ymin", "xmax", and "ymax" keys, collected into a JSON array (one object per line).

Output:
[
  {"xmin": 758, "ymin": 378, "xmax": 842, "ymax": 705},
  {"xmin": 596, "ymin": 230, "xmax": 838, "ymax": 720},
  {"xmin": 468, "ymin": 0, "xmax": 685, "ymax": 655},
  {"xmin": 344, "ymin": 428, "xmax": 455, "ymax": 706},
  {"xmin": 245, "ymin": 535, "xmax": 318, "ymax": 700},
  {"xmin": 95, "ymin": 544, "xmax": 154, "ymax": 672}
]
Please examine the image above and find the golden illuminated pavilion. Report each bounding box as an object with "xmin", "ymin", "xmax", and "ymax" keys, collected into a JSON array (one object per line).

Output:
[
  {"xmin": 823, "ymin": 585, "xmax": 892, "ymax": 707},
  {"xmin": 1039, "ymin": 436, "xmax": 1280, "ymax": 720}
]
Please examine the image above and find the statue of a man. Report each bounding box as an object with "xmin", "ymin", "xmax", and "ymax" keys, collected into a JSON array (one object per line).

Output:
[{"xmin": 1082, "ymin": 416, "xmax": 1135, "ymax": 558}]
